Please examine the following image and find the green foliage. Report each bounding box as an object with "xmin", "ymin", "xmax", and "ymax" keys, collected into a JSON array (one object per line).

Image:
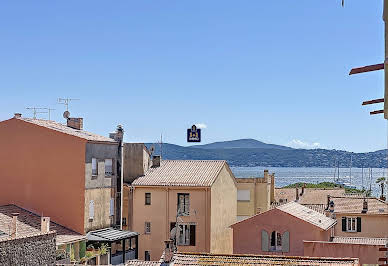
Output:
[
  {"xmin": 376, "ymin": 177, "xmax": 386, "ymax": 184},
  {"xmin": 85, "ymin": 251, "xmax": 94, "ymax": 259},
  {"xmin": 79, "ymin": 241, "xmax": 86, "ymax": 259},
  {"xmin": 98, "ymin": 243, "xmax": 108, "ymax": 255},
  {"xmin": 283, "ymin": 182, "xmax": 366, "ymax": 194}
]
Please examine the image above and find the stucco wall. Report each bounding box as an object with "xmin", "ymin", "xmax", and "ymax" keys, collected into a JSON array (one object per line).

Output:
[
  {"xmin": 132, "ymin": 186, "xmax": 210, "ymax": 261},
  {"xmin": 84, "ymin": 187, "xmax": 113, "ymax": 233},
  {"xmin": 0, "ymin": 232, "xmax": 56, "ymax": 266},
  {"xmin": 304, "ymin": 241, "xmax": 380, "ymax": 265},
  {"xmin": 334, "ymin": 213, "xmax": 388, "ymax": 238},
  {"xmin": 232, "ymin": 209, "xmax": 331, "ymax": 256},
  {"xmin": 210, "ymin": 165, "xmax": 237, "ymax": 254},
  {"xmin": 123, "ymin": 143, "xmax": 150, "ymax": 184},
  {"xmin": 0, "ymin": 118, "xmax": 86, "ymax": 234},
  {"xmin": 237, "ymin": 179, "xmax": 270, "ymax": 217}
]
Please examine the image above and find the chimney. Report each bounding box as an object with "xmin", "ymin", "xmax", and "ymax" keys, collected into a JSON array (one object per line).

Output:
[
  {"xmin": 301, "ymin": 184, "xmax": 305, "ymax": 196},
  {"xmin": 264, "ymin": 170, "xmax": 269, "ymax": 181},
  {"xmin": 152, "ymin": 155, "xmax": 161, "ymax": 168},
  {"xmin": 14, "ymin": 113, "xmax": 22, "ymax": 118},
  {"xmin": 41, "ymin": 217, "xmax": 50, "ymax": 233},
  {"xmin": 362, "ymin": 198, "xmax": 368, "ymax": 213},
  {"xmin": 67, "ymin": 117, "xmax": 83, "ymax": 130},
  {"xmin": 10, "ymin": 213, "xmax": 19, "ymax": 238},
  {"xmin": 295, "ymin": 187, "xmax": 299, "ymax": 201},
  {"xmin": 110, "ymin": 125, "xmax": 124, "ymax": 142},
  {"xmin": 329, "ymin": 200, "xmax": 335, "ymax": 213},
  {"xmin": 163, "ymin": 240, "xmax": 174, "ymax": 263}
]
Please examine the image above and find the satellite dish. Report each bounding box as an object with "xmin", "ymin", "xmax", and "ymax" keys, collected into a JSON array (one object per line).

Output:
[{"xmin": 63, "ymin": 111, "xmax": 70, "ymax": 119}]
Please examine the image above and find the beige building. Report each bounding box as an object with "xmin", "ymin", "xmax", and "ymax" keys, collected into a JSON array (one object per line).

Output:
[
  {"xmin": 236, "ymin": 170, "xmax": 274, "ymax": 221},
  {"xmin": 131, "ymin": 160, "xmax": 237, "ymax": 261}
]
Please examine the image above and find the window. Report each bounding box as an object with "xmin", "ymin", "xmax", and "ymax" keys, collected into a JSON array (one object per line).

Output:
[
  {"xmin": 270, "ymin": 231, "xmax": 282, "ymax": 252},
  {"xmin": 342, "ymin": 217, "xmax": 361, "ymax": 232},
  {"xmin": 177, "ymin": 193, "xmax": 190, "ymax": 215},
  {"xmin": 89, "ymin": 200, "xmax": 94, "ymax": 220},
  {"xmin": 92, "ymin": 158, "xmax": 98, "ymax": 176},
  {"xmin": 110, "ymin": 198, "xmax": 114, "ymax": 216},
  {"xmin": 122, "ymin": 218, "xmax": 127, "ymax": 226},
  {"xmin": 170, "ymin": 222, "xmax": 196, "ymax": 246},
  {"xmin": 105, "ymin": 159, "xmax": 113, "ymax": 176},
  {"xmin": 145, "ymin": 222, "xmax": 151, "ymax": 234},
  {"xmin": 237, "ymin": 190, "xmax": 250, "ymax": 201},
  {"xmin": 145, "ymin": 193, "xmax": 151, "ymax": 205},
  {"xmin": 145, "ymin": 251, "xmax": 150, "ymax": 261}
]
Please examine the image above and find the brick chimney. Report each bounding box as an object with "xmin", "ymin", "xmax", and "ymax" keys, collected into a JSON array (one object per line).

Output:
[
  {"xmin": 295, "ymin": 187, "xmax": 299, "ymax": 201},
  {"xmin": 14, "ymin": 113, "xmax": 22, "ymax": 118},
  {"xmin": 163, "ymin": 240, "xmax": 174, "ymax": 263},
  {"xmin": 10, "ymin": 213, "xmax": 19, "ymax": 238},
  {"xmin": 152, "ymin": 155, "xmax": 161, "ymax": 168},
  {"xmin": 41, "ymin": 217, "xmax": 50, "ymax": 233},
  {"xmin": 67, "ymin": 118, "xmax": 83, "ymax": 130}
]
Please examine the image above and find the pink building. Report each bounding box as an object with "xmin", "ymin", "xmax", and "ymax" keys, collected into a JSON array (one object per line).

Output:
[{"xmin": 231, "ymin": 201, "xmax": 336, "ymax": 256}]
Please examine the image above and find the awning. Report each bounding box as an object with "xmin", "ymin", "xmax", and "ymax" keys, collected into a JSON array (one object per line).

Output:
[{"xmin": 86, "ymin": 227, "xmax": 139, "ymax": 242}]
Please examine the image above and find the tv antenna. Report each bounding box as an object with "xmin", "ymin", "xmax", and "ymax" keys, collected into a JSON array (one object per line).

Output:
[
  {"xmin": 42, "ymin": 108, "xmax": 55, "ymax": 120},
  {"xmin": 26, "ymin": 107, "xmax": 48, "ymax": 119},
  {"xmin": 58, "ymin": 98, "xmax": 79, "ymax": 112}
]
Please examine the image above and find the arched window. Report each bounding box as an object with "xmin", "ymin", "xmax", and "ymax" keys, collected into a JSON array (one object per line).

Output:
[{"xmin": 270, "ymin": 231, "xmax": 282, "ymax": 251}]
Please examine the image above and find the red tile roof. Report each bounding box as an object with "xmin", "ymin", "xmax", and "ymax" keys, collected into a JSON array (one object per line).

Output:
[{"xmin": 330, "ymin": 196, "xmax": 388, "ymax": 214}]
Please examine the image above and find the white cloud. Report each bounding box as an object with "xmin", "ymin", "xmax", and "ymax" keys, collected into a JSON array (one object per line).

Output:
[
  {"xmin": 287, "ymin": 139, "xmax": 321, "ymax": 149},
  {"xmin": 195, "ymin": 123, "xmax": 207, "ymax": 129}
]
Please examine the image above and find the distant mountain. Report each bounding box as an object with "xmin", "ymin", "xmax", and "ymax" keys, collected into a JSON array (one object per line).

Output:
[
  {"xmin": 144, "ymin": 140, "xmax": 388, "ymax": 168},
  {"xmin": 189, "ymin": 138, "xmax": 293, "ymax": 150}
]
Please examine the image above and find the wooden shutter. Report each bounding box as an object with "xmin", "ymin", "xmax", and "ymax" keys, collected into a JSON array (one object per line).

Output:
[
  {"xmin": 357, "ymin": 217, "xmax": 361, "ymax": 232},
  {"xmin": 185, "ymin": 194, "xmax": 190, "ymax": 214},
  {"xmin": 342, "ymin": 217, "xmax": 347, "ymax": 232},
  {"xmin": 261, "ymin": 230, "xmax": 269, "ymax": 252},
  {"xmin": 282, "ymin": 231, "xmax": 290, "ymax": 252},
  {"xmin": 190, "ymin": 225, "xmax": 196, "ymax": 246},
  {"xmin": 89, "ymin": 200, "xmax": 94, "ymax": 219}
]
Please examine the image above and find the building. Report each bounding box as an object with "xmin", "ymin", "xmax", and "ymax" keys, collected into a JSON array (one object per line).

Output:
[
  {"xmin": 231, "ymin": 201, "xmax": 336, "ymax": 256},
  {"xmin": 131, "ymin": 159, "xmax": 237, "ymax": 261},
  {"xmin": 0, "ymin": 114, "xmax": 122, "ymax": 234},
  {"xmin": 0, "ymin": 204, "xmax": 77, "ymax": 265},
  {"xmin": 236, "ymin": 170, "xmax": 274, "ymax": 221},
  {"xmin": 275, "ymin": 187, "xmax": 346, "ymax": 205},
  {"xmin": 304, "ymin": 236, "xmax": 388, "ymax": 265},
  {"xmin": 326, "ymin": 195, "xmax": 388, "ymax": 238}
]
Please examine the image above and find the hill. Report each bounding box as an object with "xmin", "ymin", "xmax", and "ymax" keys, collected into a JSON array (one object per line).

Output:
[
  {"xmin": 145, "ymin": 139, "xmax": 388, "ymax": 168},
  {"xmin": 189, "ymin": 138, "xmax": 292, "ymax": 150}
]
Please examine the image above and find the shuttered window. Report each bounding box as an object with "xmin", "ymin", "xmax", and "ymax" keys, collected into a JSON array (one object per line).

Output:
[
  {"xmin": 92, "ymin": 158, "xmax": 98, "ymax": 176},
  {"xmin": 145, "ymin": 222, "xmax": 151, "ymax": 234},
  {"xmin": 237, "ymin": 190, "xmax": 250, "ymax": 201},
  {"xmin": 105, "ymin": 159, "xmax": 113, "ymax": 176},
  {"xmin": 356, "ymin": 217, "xmax": 362, "ymax": 232},
  {"xmin": 89, "ymin": 200, "xmax": 94, "ymax": 220},
  {"xmin": 177, "ymin": 193, "xmax": 190, "ymax": 215},
  {"xmin": 282, "ymin": 231, "xmax": 290, "ymax": 252},
  {"xmin": 170, "ymin": 223, "xmax": 195, "ymax": 246},
  {"xmin": 261, "ymin": 230, "xmax": 269, "ymax": 252},
  {"xmin": 110, "ymin": 198, "xmax": 114, "ymax": 216}
]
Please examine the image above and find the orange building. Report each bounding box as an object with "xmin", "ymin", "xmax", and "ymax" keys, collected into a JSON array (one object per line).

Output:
[{"xmin": 0, "ymin": 114, "xmax": 121, "ymax": 235}]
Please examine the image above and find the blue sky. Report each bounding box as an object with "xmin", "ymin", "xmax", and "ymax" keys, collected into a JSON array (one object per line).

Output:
[{"xmin": 0, "ymin": 0, "xmax": 386, "ymax": 152}]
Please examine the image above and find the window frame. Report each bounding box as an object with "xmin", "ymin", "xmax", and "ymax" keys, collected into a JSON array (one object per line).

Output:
[
  {"xmin": 145, "ymin": 251, "xmax": 150, "ymax": 261},
  {"xmin": 171, "ymin": 223, "xmax": 196, "ymax": 246},
  {"xmin": 346, "ymin": 217, "xmax": 357, "ymax": 232},
  {"xmin": 104, "ymin": 158, "xmax": 113, "ymax": 176},
  {"xmin": 145, "ymin": 222, "xmax": 151, "ymax": 234},
  {"xmin": 145, "ymin": 193, "xmax": 151, "ymax": 205},
  {"xmin": 269, "ymin": 231, "xmax": 282, "ymax": 252},
  {"xmin": 92, "ymin": 158, "xmax": 98, "ymax": 176},
  {"xmin": 177, "ymin": 193, "xmax": 190, "ymax": 215}
]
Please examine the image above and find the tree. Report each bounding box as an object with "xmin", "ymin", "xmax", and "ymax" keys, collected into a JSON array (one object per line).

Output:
[{"xmin": 376, "ymin": 177, "xmax": 386, "ymax": 200}]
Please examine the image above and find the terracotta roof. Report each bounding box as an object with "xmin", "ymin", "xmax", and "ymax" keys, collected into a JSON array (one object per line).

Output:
[
  {"xmin": 332, "ymin": 236, "xmax": 388, "ymax": 245},
  {"xmin": 277, "ymin": 202, "xmax": 336, "ymax": 230},
  {"xmin": 0, "ymin": 205, "xmax": 85, "ymax": 246},
  {"xmin": 275, "ymin": 188, "xmax": 346, "ymax": 204},
  {"xmin": 330, "ymin": 196, "xmax": 388, "ymax": 214},
  {"xmin": 132, "ymin": 160, "xmax": 228, "ymax": 187},
  {"xmin": 126, "ymin": 260, "xmax": 161, "ymax": 266},
  {"xmin": 168, "ymin": 252, "xmax": 359, "ymax": 265},
  {"xmin": 16, "ymin": 118, "xmax": 116, "ymax": 143},
  {"xmin": 271, "ymin": 203, "xmax": 327, "ymax": 214}
]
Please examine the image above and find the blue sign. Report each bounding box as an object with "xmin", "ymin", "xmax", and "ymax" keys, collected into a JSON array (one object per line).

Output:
[{"xmin": 187, "ymin": 125, "xmax": 201, "ymax": 142}]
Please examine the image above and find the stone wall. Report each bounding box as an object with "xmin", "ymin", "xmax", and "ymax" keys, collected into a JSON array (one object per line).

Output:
[{"xmin": 0, "ymin": 231, "xmax": 56, "ymax": 266}]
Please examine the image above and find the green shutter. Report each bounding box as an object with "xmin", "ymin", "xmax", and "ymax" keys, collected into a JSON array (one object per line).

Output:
[
  {"xmin": 79, "ymin": 241, "xmax": 86, "ymax": 259},
  {"xmin": 282, "ymin": 231, "xmax": 289, "ymax": 252},
  {"xmin": 342, "ymin": 217, "xmax": 347, "ymax": 232},
  {"xmin": 261, "ymin": 230, "xmax": 269, "ymax": 252},
  {"xmin": 357, "ymin": 217, "xmax": 361, "ymax": 232}
]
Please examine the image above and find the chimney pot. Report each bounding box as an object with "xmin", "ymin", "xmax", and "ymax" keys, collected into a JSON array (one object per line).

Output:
[
  {"xmin": 152, "ymin": 155, "xmax": 161, "ymax": 168},
  {"xmin": 10, "ymin": 213, "xmax": 19, "ymax": 238},
  {"xmin": 14, "ymin": 113, "xmax": 22, "ymax": 118},
  {"xmin": 41, "ymin": 217, "xmax": 50, "ymax": 233}
]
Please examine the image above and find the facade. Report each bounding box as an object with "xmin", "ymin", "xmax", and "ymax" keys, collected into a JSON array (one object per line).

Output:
[
  {"xmin": 327, "ymin": 196, "xmax": 388, "ymax": 238},
  {"xmin": 231, "ymin": 202, "xmax": 336, "ymax": 256},
  {"xmin": 131, "ymin": 160, "xmax": 237, "ymax": 261},
  {"xmin": 0, "ymin": 115, "xmax": 121, "ymax": 234},
  {"xmin": 236, "ymin": 170, "xmax": 274, "ymax": 221}
]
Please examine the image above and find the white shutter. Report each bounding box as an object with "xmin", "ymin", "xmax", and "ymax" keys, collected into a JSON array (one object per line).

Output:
[
  {"xmin": 261, "ymin": 230, "xmax": 269, "ymax": 252},
  {"xmin": 237, "ymin": 190, "xmax": 250, "ymax": 201},
  {"xmin": 282, "ymin": 231, "xmax": 289, "ymax": 252},
  {"xmin": 110, "ymin": 198, "xmax": 114, "ymax": 216},
  {"xmin": 89, "ymin": 200, "xmax": 94, "ymax": 219}
]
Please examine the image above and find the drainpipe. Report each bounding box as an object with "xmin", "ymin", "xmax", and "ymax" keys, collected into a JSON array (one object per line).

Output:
[{"xmin": 120, "ymin": 141, "xmax": 124, "ymax": 230}]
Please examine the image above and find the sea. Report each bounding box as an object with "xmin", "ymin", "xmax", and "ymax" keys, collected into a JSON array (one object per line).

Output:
[{"xmin": 230, "ymin": 167, "xmax": 388, "ymax": 197}]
